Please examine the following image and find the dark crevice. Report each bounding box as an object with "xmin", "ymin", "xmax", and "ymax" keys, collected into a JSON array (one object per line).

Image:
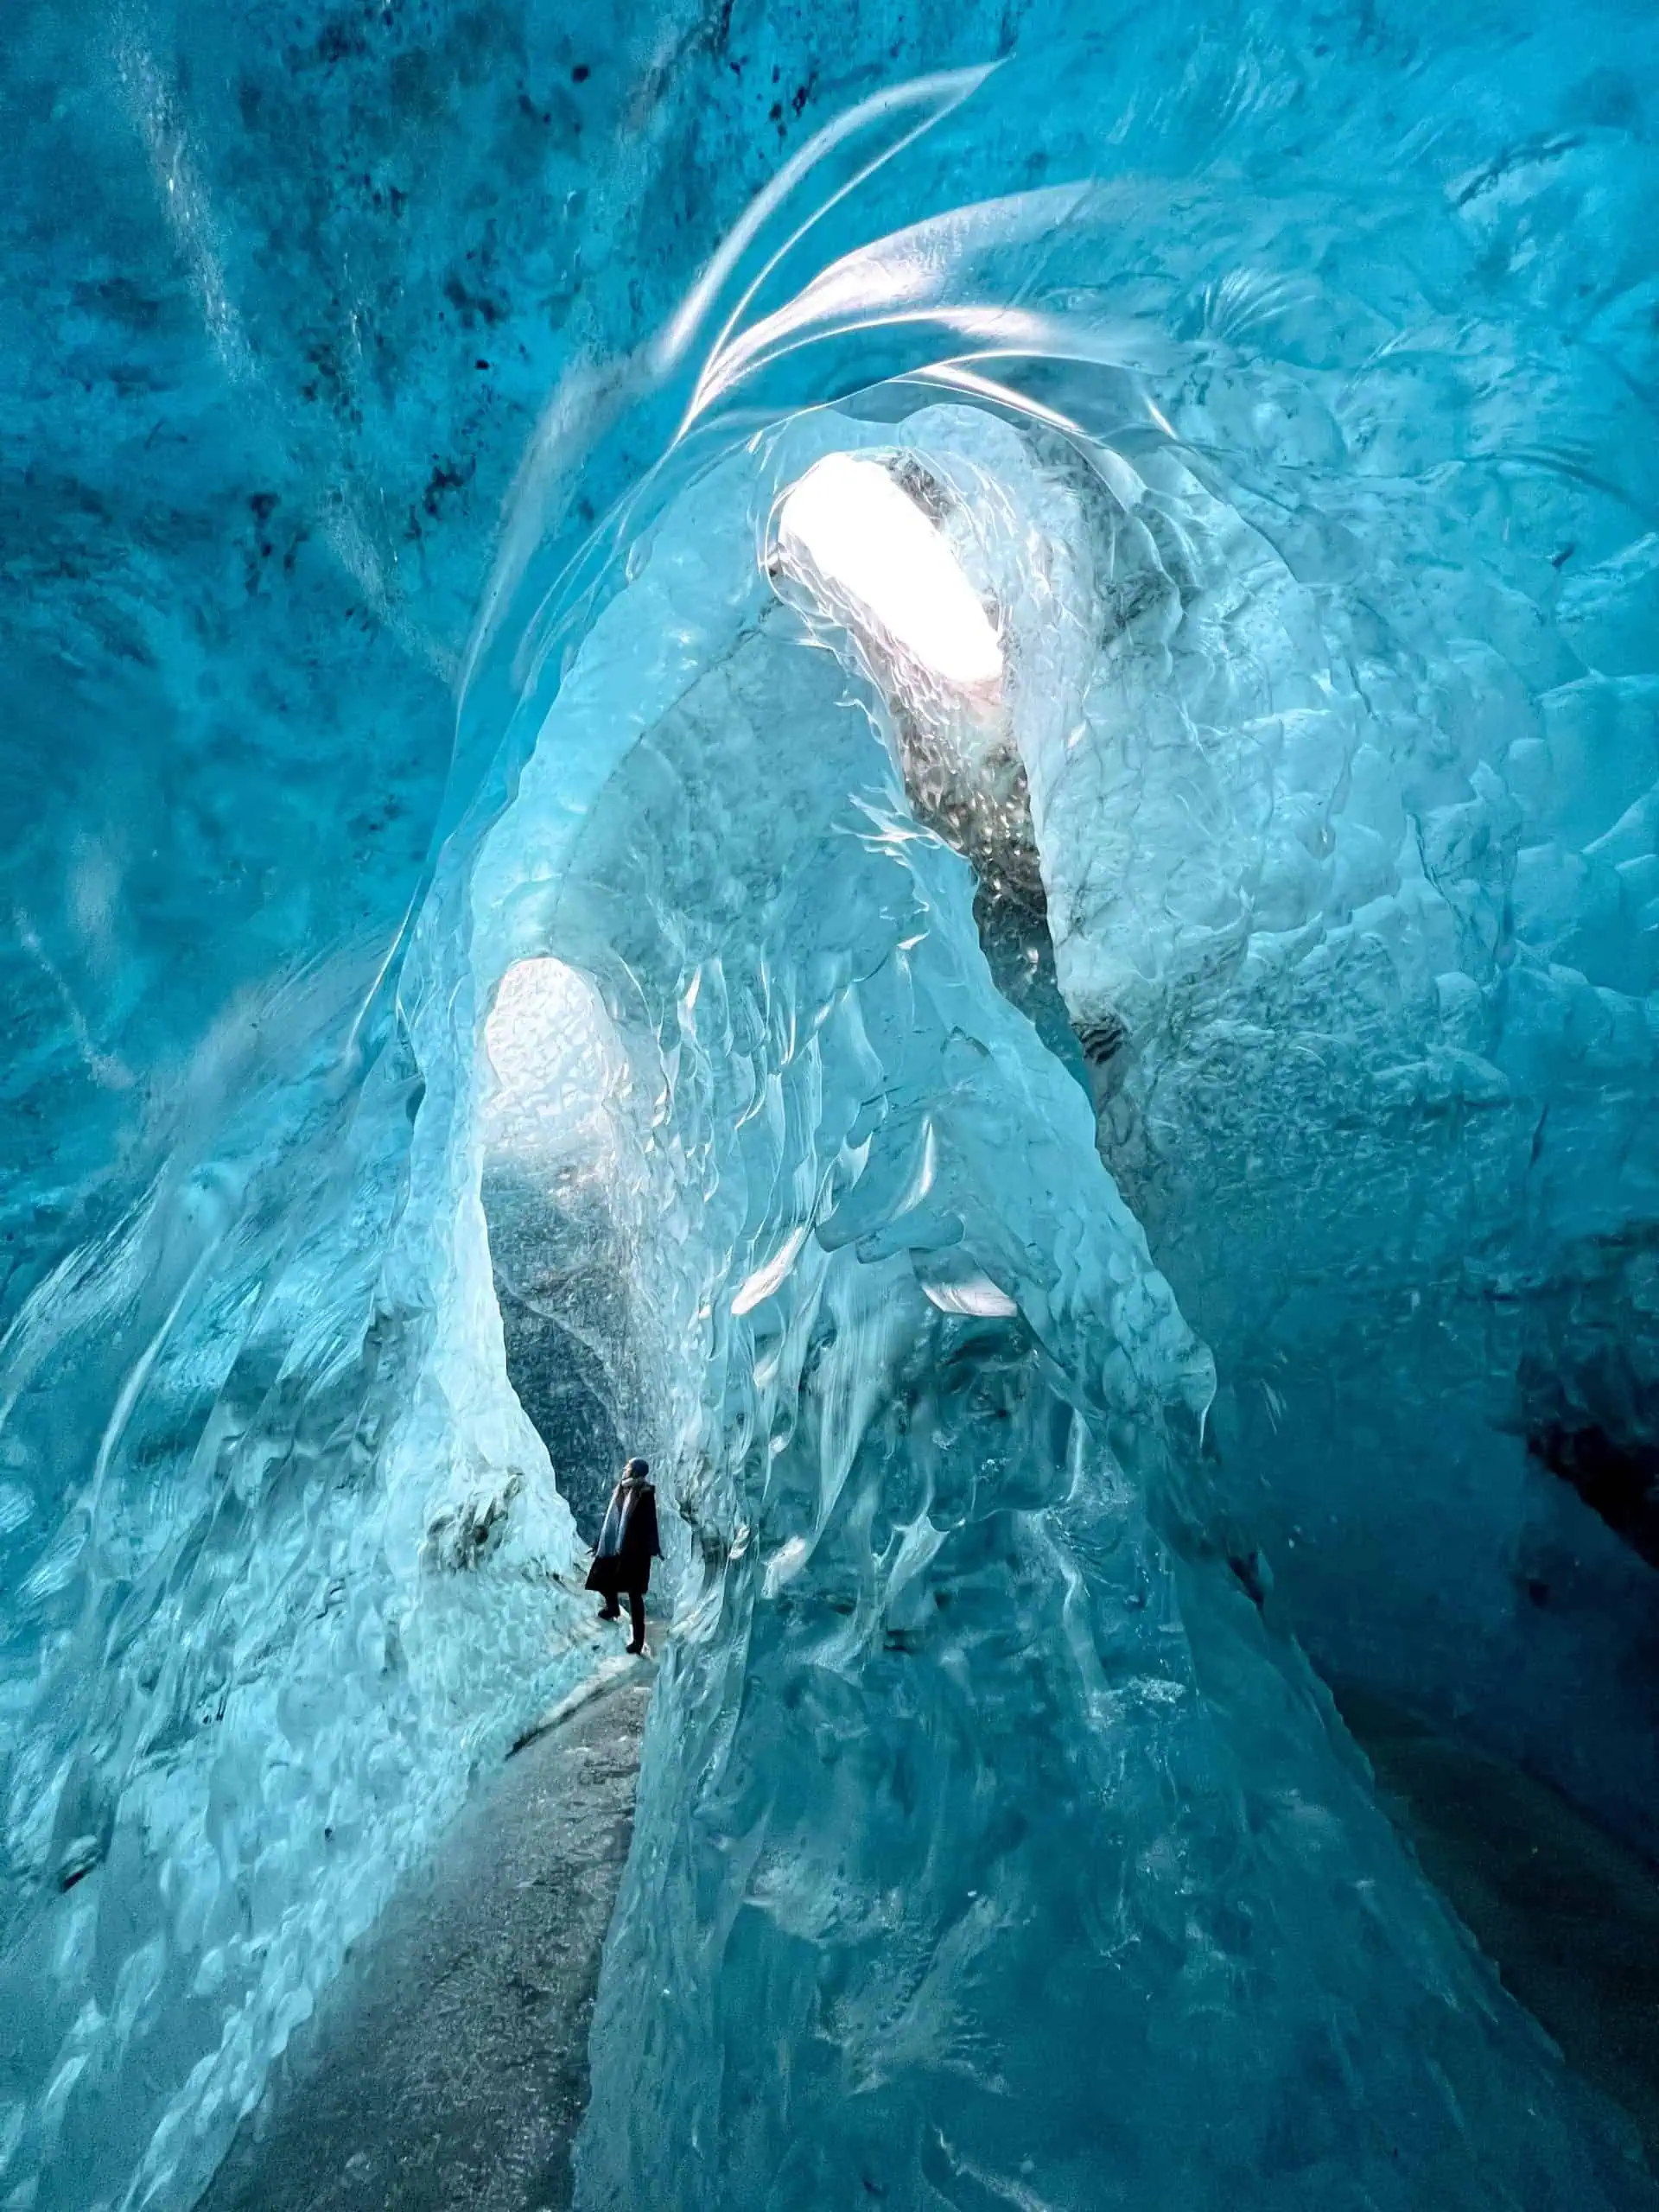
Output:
[
  {"xmin": 1528, "ymin": 1419, "xmax": 1659, "ymax": 1573},
  {"xmin": 969, "ymin": 872, "xmax": 1090, "ymax": 1095},
  {"xmin": 1520, "ymin": 1321, "xmax": 1659, "ymax": 1575}
]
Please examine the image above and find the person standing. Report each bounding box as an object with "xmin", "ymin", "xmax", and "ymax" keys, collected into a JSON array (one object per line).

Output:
[{"xmin": 586, "ymin": 1457, "xmax": 661, "ymax": 1656}]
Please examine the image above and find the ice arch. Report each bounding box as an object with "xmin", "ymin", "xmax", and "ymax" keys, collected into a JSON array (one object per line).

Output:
[
  {"xmin": 4, "ymin": 2, "xmax": 1659, "ymax": 2207},
  {"xmin": 522, "ymin": 406, "xmax": 1650, "ymax": 2211}
]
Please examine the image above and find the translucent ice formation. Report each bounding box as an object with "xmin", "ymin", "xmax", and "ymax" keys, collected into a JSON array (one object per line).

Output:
[
  {"xmin": 4, "ymin": 1, "xmax": 1659, "ymax": 2206},
  {"xmin": 482, "ymin": 411, "xmax": 1641, "ymax": 2212},
  {"xmin": 776, "ymin": 452, "xmax": 1005, "ymax": 693}
]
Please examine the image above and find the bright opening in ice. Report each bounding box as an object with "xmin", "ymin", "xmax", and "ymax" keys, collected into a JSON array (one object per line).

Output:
[
  {"xmin": 483, "ymin": 955, "xmax": 628, "ymax": 1179},
  {"xmin": 775, "ymin": 450, "xmax": 1004, "ymax": 693}
]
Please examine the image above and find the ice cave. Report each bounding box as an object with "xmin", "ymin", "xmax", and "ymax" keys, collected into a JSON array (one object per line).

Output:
[{"xmin": 5, "ymin": 0, "xmax": 1659, "ymax": 2205}]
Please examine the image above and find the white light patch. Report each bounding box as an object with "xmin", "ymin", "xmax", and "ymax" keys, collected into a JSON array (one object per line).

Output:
[
  {"xmin": 732, "ymin": 1222, "xmax": 812, "ymax": 1315},
  {"xmin": 483, "ymin": 957, "xmax": 625, "ymax": 1170},
  {"xmin": 918, "ymin": 1274, "xmax": 1019, "ymax": 1319},
  {"xmin": 778, "ymin": 453, "xmax": 1003, "ymax": 692}
]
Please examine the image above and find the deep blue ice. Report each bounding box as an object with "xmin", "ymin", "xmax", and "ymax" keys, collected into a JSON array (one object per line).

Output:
[{"xmin": 3, "ymin": 1, "xmax": 1659, "ymax": 2204}]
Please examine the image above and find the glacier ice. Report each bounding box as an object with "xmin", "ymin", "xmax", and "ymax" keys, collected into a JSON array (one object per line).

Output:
[
  {"xmin": 480, "ymin": 956, "xmax": 642, "ymax": 1541},
  {"xmin": 531, "ymin": 406, "xmax": 1650, "ymax": 2210},
  {"xmin": 3, "ymin": 0, "xmax": 1659, "ymax": 2206}
]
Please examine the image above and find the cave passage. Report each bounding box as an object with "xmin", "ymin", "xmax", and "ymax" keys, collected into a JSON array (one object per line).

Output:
[
  {"xmin": 480, "ymin": 957, "xmax": 639, "ymax": 1550},
  {"xmin": 6, "ymin": 10, "xmax": 1659, "ymax": 2212}
]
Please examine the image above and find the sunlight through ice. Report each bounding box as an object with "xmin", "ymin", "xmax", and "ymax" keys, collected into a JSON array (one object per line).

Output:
[
  {"xmin": 483, "ymin": 956, "xmax": 626, "ymax": 1173},
  {"xmin": 777, "ymin": 451, "xmax": 1003, "ymax": 691}
]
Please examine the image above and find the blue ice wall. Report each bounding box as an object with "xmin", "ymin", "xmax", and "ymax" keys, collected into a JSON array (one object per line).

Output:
[
  {"xmin": 4, "ymin": 0, "xmax": 1659, "ymax": 2204},
  {"xmin": 515, "ymin": 416, "xmax": 1651, "ymax": 2211}
]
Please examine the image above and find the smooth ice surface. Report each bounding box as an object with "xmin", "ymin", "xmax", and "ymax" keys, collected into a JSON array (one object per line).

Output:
[{"xmin": 4, "ymin": 0, "xmax": 1659, "ymax": 2205}]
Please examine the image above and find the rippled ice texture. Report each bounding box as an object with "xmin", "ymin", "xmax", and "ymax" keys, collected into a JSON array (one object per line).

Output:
[
  {"xmin": 3, "ymin": 0, "xmax": 1659, "ymax": 2205},
  {"xmin": 551, "ymin": 417, "xmax": 1650, "ymax": 2209}
]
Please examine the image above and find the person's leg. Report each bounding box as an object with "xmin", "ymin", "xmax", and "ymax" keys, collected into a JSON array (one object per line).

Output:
[{"xmin": 626, "ymin": 1588, "xmax": 646, "ymax": 1653}]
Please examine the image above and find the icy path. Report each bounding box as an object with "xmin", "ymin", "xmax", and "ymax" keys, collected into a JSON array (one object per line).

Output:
[{"xmin": 198, "ymin": 1662, "xmax": 656, "ymax": 2212}]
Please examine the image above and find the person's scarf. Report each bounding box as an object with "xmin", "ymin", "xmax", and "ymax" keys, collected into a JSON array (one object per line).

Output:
[{"xmin": 594, "ymin": 1476, "xmax": 652, "ymax": 1560}]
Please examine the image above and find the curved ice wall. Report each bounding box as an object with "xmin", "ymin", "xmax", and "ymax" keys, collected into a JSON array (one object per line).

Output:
[
  {"xmin": 3, "ymin": 0, "xmax": 1659, "ymax": 2205},
  {"xmin": 534, "ymin": 410, "xmax": 1649, "ymax": 2210}
]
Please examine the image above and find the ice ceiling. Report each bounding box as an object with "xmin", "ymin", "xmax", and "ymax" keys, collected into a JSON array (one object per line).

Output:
[{"xmin": 4, "ymin": 0, "xmax": 1659, "ymax": 2206}]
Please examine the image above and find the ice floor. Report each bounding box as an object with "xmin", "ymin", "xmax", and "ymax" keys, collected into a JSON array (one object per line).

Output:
[{"xmin": 197, "ymin": 1658, "xmax": 657, "ymax": 2212}]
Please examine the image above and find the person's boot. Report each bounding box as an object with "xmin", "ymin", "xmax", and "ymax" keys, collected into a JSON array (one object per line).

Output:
[{"xmin": 596, "ymin": 1603, "xmax": 621, "ymax": 1622}]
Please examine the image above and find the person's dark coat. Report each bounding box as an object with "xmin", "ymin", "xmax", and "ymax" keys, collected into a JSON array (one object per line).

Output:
[{"xmin": 584, "ymin": 1474, "xmax": 661, "ymax": 1598}]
